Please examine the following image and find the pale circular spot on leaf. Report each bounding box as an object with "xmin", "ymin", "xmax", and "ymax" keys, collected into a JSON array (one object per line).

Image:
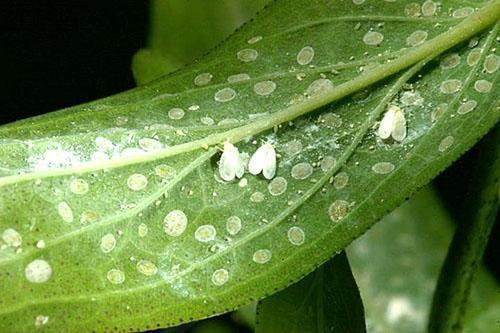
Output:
[
  {"xmin": 70, "ymin": 178, "xmax": 89, "ymax": 195},
  {"xmin": 439, "ymin": 79, "xmax": 462, "ymax": 94},
  {"xmin": 127, "ymin": 174, "xmax": 148, "ymax": 191},
  {"xmin": 212, "ymin": 268, "xmax": 229, "ymax": 286},
  {"xmin": 193, "ymin": 72, "xmax": 213, "ymax": 86},
  {"xmin": 254, "ymin": 80, "xmax": 276, "ymax": 96},
  {"xmin": 457, "ymin": 100, "xmax": 477, "ymax": 115},
  {"xmin": 214, "ymin": 87, "xmax": 236, "ymax": 102},
  {"xmin": 406, "ymin": 30, "xmax": 428, "ymax": 47},
  {"xmin": 291, "ymin": 162, "xmax": 313, "ymax": 180},
  {"xmin": 100, "ymin": 233, "xmax": 116, "ymax": 253},
  {"xmin": 136, "ymin": 260, "xmax": 158, "ymax": 276},
  {"xmin": 226, "ymin": 216, "xmax": 242, "ymax": 236},
  {"xmin": 438, "ymin": 136, "xmax": 454, "ymax": 152},
  {"xmin": 328, "ymin": 200, "xmax": 350, "ymax": 222},
  {"xmin": 107, "ymin": 269, "xmax": 125, "ymax": 285},
  {"xmin": 163, "ymin": 210, "xmax": 188, "ymax": 237},
  {"xmin": 372, "ymin": 162, "xmax": 395, "ymax": 174},
  {"xmin": 297, "ymin": 46, "xmax": 315, "ymax": 65},
  {"xmin": 287, "ymin": 226, "xmax": 305, "ymax": 246},
  {"xmin": 253, "ymin": 249, "xmax": 272, "ymax": 264},
  {"xmin": 474, "ymin": 79, "xmax": 492, "ymax": 93},
  {"xmin": 333, "ymin": 172, "xmax": 349, "ymax": 189},
  {"xmin": 168, "ymin": 107, "xmax": 185, "ymax": 120},
  {"xmin": 195, "ymin": 225, "xmax": 217, "ymax": 243},
  {"xmin": 268, "ymin": 177, "xmax": 288, "ymax": 196},
  {"xmin": 363, "ymin": 31, "xmax": 384, "ymax": 46},
  {"xmin": 25, "ymin": 259, "xmax": 52, "ymax": 283},
  {"xmin": 237, "ymin": 48, "xmax": 258, "ymax": 62}
]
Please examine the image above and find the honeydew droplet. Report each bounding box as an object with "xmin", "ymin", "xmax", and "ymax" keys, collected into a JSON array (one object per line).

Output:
[
  {"xmin": 155, "ymin": 164, "xmax": 176, "ymax": 180},
  {"xmin": 372, "ymin": 162, "xmax": 395, "ymax": 174},
  {"xmin": 453, "ymin": 7, "xmax": 474, "ymax": 18},
  {"xmin": 2, "ymin": 228, "xmax": 22, "ymax": 247},
  {"xmin": 440, "ymin": 79, "xmax": 462, "ymax": 94},
  {"xmin": 214, "ymin": 87, "xmax": 236, "ymax": 102},
  {"xmin": 247, "ymin": 36, "xmax": 262, "ymax": 44},
  {"xmin": 484, "ymin": 54, "xmax": 500, "ymax": 73},
  {"xmin": 250, "ymin": 191, "xmax": 265, "ymax": 203},
  {"xmin": 440, "ymin": 54, "xmax": 461, "ymax": 70},
  {"xmin": 226, "ymin": 216, "xmax": 242, "ymax": 235},
  {"xmin": 138, "ymin": 223, "xmax": 148, "ymax": 237},
  {"xmin": 297, "ymin": 46, "xmax": 315, "ymax": 65},
  {"xmin": 421, "ymin": 0, "xmax": 437, "ymax": 16},
  {"xmin": 287, "ymin": 226, "xmax": 305, "ymax": 246},
  {"xmin": 467, "ymin": 49, "xmax": 482, "ymax": 66},
  {"xmin": 212, "ymin": 268, "xmax": 229, "ymax": 286},
  {"xmin": 474, "ymin": 79, "xmax": 492, "ymax": 93},
  {"xmin": 406, "ymin": 30, "xmax": 428, "ymax": 47},
  {"xmin": 457, "ymin": 100, "xmax": 477, "ymax": 115},
  {"xmin": 438, "ymin": 136, "xmax": 454, "ymax": 152},
  {"xmin": 57, "ymin": 201, "xmax": 74, "ymax": 223},
  {"xmin": 195, "ymin": 225, "xmax": 217, "ymax": 242},
  {"xmin": 193, "ymin": 72, "xmax": 213, "ymax": 86},
  {"xmin": 107, "ymin": 269, "xmax": 125, "ymax": 285},
  {"xmin": 95, "ymin": 136, "xmax": 114, "ymax": 151},
  {"xmin": 237, "ymin": 48, "xmax": 258, "ymax": 62},
  {"xmin": 36, "ymin": 240, "xmax": 46, "ymax": 249},
  {"xmin": 306, "ymin": 78, "xmax": 334, "ymax": 97},
  {"xmin": 168, "ymin": 107, "xmax": 185, "ymax": 120},
  {"xmin": 268, "ymin": 177, "xmax": 288, "ymax": 196},
  {"xmin": 163, "ymin": 210, "xmax": 188, "ymax": 237},
  {"xmin": 100, "ymin": 233, "xmax": 116, "ymax": 253},
  {"xmin": 291, "ymin": 162, "xmax": 313, "ymax": 180},
  {"xmin": 127, "ymin": 174, "xmax": 148, "ymax": 191},
  {"xmin": 138, "ymin": 138, "xmax": 162, "ymax": 151},
  {"xmin": 320, "ymin": 156, "xmax": 336, "ymax": 172},
  {"xmin": 254, "ymin": 80, "xmax": 276, "ymax": 96},
  {"xmin": 25, "ymin": 259, "xmax": 52, "ymax": 283},
  {"xmin": 35, "ymin": 315, "xmax": 49, "ymax": 328},
  {"xmin": 227, "ymin": 73, "xmax": 251, "ymax": 83},
  {"xmin": 136, "ymin": 259, "xmax": 158, "ymax": 276},
  {"xmin": 363, "ymin": 31, "xmax": 384, "ymax": 46},
  {"xmin": 70, "ymin": 178, "xmax": 89, "ymax": 195},
  {"xmin": 328, "ymin": 200, "xmax": 350, "ymax": 222},
  {"xmin": 333, "ymin": 172, "xmax": 349, "ymax": 189},
  {"xmin": 253, "ymin": 249, "xmax": 272, "ymax": 264}
]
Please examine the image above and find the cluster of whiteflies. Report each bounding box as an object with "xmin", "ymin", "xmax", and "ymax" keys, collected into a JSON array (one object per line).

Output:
[{"xmin": 218, "ymin": 142, "xmax": 276, "ymax": 181}]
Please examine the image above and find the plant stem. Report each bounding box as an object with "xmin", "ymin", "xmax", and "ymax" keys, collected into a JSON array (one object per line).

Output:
[
  {"xmin": 0, "ymin": 0, "xmax": 499, "ymax": 187},
  {"xmin": 428, "ymin": 125, "xmax": 500, "ymax": 333}
]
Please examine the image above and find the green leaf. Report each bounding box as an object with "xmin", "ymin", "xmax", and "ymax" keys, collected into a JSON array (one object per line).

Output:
[
  {"xmin": 347, "ymin": 186, "xmax": 500, "ymax": 333},
  {"xmin": 429, "ymin": 126, "xmax": 500, "ymax": 333},
  {"xmin": 255, "ymin": 252, "xmax": 366, "ymax": 333},
  {"xmin": 132, "ymin": 0, "xmax": 270, "ymax": 84},
  {"xmin": 0, "ymin": 1, "xmax": 499, "ymax": 332}
]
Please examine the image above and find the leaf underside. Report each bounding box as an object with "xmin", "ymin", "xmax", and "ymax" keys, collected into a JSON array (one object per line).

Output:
[{"xmin": 0, "ymin": 0, "xmax": 498, "ymax": 332}]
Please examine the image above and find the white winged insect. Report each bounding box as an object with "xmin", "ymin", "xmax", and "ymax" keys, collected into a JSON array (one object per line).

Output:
[
  {"xmin": 378, "ymin": 105, "xmax": 407, "ymax": 142},
  {"xmin": 248, "ymin": 143, "xmax": 277, "ymax": 179},
  {"xmin": 218, "ymin": 142, "xmax": 244, "ymax": 181}
]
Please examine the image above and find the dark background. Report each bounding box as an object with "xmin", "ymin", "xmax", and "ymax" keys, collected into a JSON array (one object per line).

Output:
[
  {"xmin": 0, "ymin": 1, "xmax": 498, "ymax": 330},
  {"xmin": 1, "ymin": 1, "xmax": 148, "ymax": 123}
]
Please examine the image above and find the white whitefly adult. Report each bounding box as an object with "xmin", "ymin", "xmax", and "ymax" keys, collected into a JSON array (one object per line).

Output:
[
  {"xmin": 378, "ymin": 105, "xmax": 407, "ymax": 142},
  {"xmin": 219, "ymin": 142, "xmax": 244, "ymax": 181},
  {"xmin": 248, "ymin": 143, "xmax": 277, "ymax": 179}
]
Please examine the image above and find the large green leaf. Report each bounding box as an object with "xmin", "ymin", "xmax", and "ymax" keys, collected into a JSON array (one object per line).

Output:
[
  {"xmin": 0, "ymin": 1, "xmax": 499, "ymax": 332},
  {"xmin": 255, "ymin": 252, "xmax": 366, "ymax": 333}
]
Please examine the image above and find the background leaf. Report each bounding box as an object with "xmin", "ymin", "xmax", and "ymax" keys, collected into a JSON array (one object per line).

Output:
[
  {"xmin": 348, "ymin": 186, "xmax": 500, "ymax": 333},
  {"xmin": 429, "ymin": 126, "xmax": 500, "ymax": 333},
  {"xmin": 255, "ymin": 251, "xmax": 366, "ymax": 333},
  {"xmin": 0, "ymin": 0, "xmax": 499, "ymax": 332},
  {"xmin": 132, "ymin": 0, "xmax": 270, "ymax": 84}
]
